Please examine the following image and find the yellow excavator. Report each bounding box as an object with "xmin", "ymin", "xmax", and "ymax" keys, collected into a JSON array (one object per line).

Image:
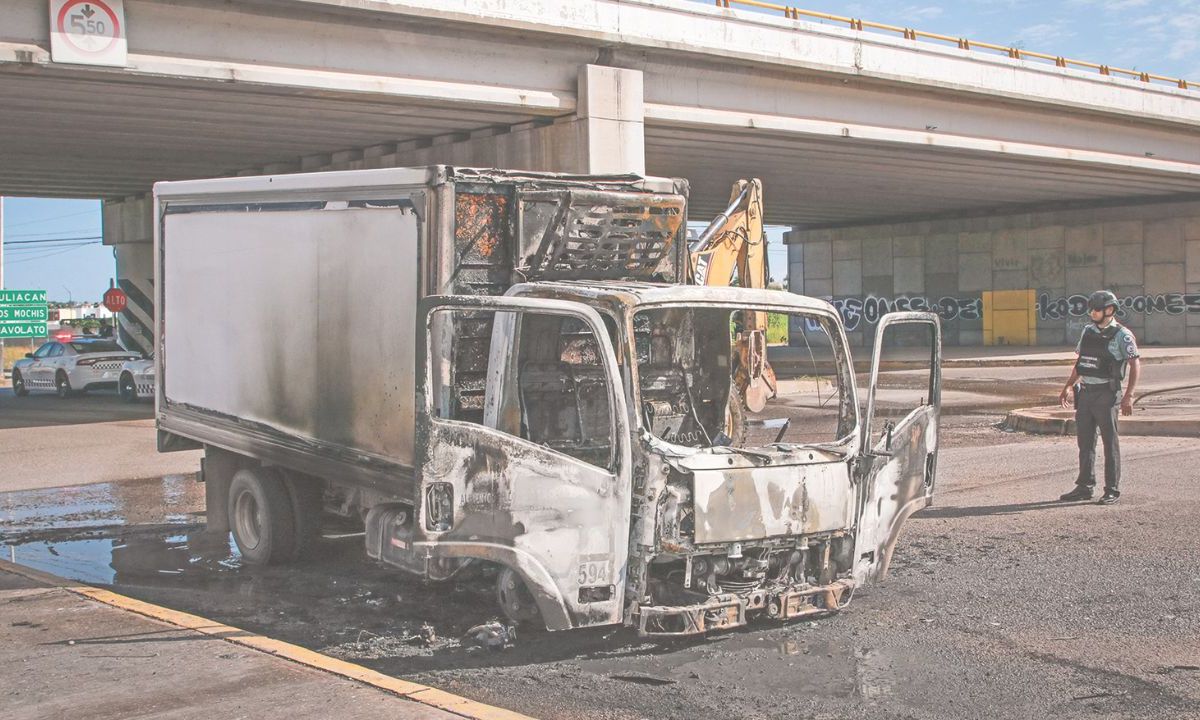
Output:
[{"xmin": 689, "ymin": 178, "xmax": 779, "ymax": 426}]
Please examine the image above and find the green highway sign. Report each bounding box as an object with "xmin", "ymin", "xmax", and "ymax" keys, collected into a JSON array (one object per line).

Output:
[
  {"xmin": 0, "ymin": 323, "xmax": 48, "ymax": 339},
  {"xmin": 0, "ymin": 290, "xmax": 49, "ymax": 339},
  {"xmin": 0, "ymin": 306, "xmax": 49, "ymax": 322},
  {"xmin": 0, "ymin": 290, "xmax": 47, "ymax": 304}
]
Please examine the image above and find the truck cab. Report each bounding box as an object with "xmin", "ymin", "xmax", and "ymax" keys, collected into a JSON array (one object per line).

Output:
[{"xmin": 387, "ymin": 282, "xmax": 940, "ymax": 636}]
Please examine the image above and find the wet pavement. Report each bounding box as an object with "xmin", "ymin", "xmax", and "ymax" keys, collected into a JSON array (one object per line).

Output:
[
  {"xmin": 0, "ymin": 389, "xmax": 203, "ymax": 493},
  {"xmin": 3, "ymin": 423, "xmax": 1198, "ymax": 720}
]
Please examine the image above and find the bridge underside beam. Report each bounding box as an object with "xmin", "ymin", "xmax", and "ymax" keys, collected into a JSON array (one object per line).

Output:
[{"xmin": 644, "ymin": 113, "xmax": 1200, "ymax": 226}]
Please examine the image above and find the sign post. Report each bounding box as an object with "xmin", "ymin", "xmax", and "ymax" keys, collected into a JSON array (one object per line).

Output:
[{"xmin": 0, "ymin": 290, "xmax": 50, "ymax": 341}]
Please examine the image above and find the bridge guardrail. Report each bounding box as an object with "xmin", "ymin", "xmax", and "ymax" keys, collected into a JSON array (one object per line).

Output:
[{"xmin": 711, "ymin": 0, "xmax": 1193, "ymax": 91}]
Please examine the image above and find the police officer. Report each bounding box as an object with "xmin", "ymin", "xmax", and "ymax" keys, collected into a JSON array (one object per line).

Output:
[{"xmin": 1057, "ymin": 290, "xmax": 1141, "ymax": 505}]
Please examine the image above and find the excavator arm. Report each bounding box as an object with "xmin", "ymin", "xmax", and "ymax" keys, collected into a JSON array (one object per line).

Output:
[{"xmin": 689, "ymin": 179, "xmax": 778, "ymax": 416}]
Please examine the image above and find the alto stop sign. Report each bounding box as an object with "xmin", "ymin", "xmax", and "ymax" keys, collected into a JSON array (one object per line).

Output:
[{"xmin": 103, "ymin": 287, "xmax": 128, "ymax": 313}]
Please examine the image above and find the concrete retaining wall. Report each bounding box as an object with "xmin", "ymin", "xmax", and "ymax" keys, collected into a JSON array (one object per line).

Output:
[{"xmin": 786, "ymin": 200, "xmax": 1200, "ymax": 348}]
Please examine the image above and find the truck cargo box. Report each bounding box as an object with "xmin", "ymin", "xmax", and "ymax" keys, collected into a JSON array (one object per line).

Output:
[{"xmin": 155, "ymin": 166, "xmax": 687, "ymax": 498}]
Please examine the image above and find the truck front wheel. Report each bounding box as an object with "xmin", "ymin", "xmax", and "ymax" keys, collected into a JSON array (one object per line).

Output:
[
  {"xmin": 228, "ymin": 468, "xmax": 297, "ymax": 565},
  {"xmin": 496, "ymin": 566, "xmax": 541, "ymax": 625}
]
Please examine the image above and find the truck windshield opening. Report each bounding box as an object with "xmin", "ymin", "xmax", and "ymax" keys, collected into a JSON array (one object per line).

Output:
[{"xmin": 634, "ymin": 306, "xmax": 852, "ymax": 451}]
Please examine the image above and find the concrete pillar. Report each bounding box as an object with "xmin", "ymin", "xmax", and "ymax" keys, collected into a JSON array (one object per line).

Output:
[
  {"xmin": 102, "ymin": 196, "xmax": 154, "ymax": 355},
  {"xmin": 574, "ymin": 64, "xmax": 645, "ymax": 175},
  {"xmin": 372, "ymin": 65, "xmax": 645, "ymax": 175},
  {"xmin": 784, "ymin": 229, "xmax": 804, "ymax": 295}
]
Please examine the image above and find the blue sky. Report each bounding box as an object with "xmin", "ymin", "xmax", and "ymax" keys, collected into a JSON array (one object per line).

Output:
[
  {"xmin": 3, "ymin": 1, "xmax": 1197, "ymax": 295},
  {"xmin": 2, "ymin": 198, "xmax": 111, "ymax": 303},
  {"xmin": 740, "ymin": 0, "xmax": 1200, "ymax": 80}
]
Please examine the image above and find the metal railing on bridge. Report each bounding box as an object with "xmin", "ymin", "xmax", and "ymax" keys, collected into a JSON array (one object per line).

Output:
[{"xmin": 712, "ymin": 0, "xmax": 1193, "ymax": 91}]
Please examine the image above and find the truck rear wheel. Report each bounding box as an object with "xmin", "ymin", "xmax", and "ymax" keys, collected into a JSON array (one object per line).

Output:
[{"xmin": 228, "ymin": 468, "xmax": 296, "ymax": 566}]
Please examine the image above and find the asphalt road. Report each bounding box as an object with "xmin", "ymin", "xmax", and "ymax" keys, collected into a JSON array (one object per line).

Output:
[
  {"xmin": 2, "ymin": 357, "xmax": 1198, "ymax": 719},
  {"xmin": 0, "ymin": 389, "xmax": 202, "ymax": 493},
  {"xmin": 2, "ymin": 419, "xmax": 1197, "ymax": 720}
]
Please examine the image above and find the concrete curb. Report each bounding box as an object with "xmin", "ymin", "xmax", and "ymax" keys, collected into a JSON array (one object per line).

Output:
[
  {"xmin": 0, "ymin": 559, "xmax": 535, "ymax": 720},
  {"xmin": 1003, "ymin": 406, "xmax": 1200, "ymax": 438}
]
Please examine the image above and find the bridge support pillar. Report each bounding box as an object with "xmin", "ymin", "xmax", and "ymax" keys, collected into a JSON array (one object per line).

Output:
[
  {"xmin": 386, "ymin": 64, "xmax": 645, "ymax": 174},
  {"xmin": 102, "ymin": 196, "xmax": 154, "ymax": 356}
]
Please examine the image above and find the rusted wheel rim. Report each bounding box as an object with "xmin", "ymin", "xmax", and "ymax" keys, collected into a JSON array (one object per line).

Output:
[{"xmin": 496, "ymin": 567, "xmax": 538, "ymax": 623}]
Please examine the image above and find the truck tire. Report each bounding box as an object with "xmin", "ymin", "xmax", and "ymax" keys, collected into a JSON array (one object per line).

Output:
[
  {"xmin": 284, "ymin": 474, "xmax": 324, "ymax": 561},
  {"xmin": 496, "ymin": 566, "xmax": 541, "ymax": 625},
  {"xmin": 228, "ymin": 467, "xmax": 297, "ymax": 566}
]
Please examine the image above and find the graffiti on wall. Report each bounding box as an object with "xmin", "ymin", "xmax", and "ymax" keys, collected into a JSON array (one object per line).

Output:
[
  {"xmin": 825, "ymin": 295, "xmax": 983, "ymax": 332},
  {"xmin": 1037, "ymin": 292, "xmax": 1200, "ymax": 321}
]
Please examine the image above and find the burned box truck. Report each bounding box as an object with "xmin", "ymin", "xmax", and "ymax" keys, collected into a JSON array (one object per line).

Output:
[{"xmin": 155, "ymin": 166, "xmax": 941, "ymax": 637}]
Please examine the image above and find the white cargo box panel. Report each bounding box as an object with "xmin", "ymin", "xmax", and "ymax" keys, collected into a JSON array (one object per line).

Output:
[{"xmin": 157, "ymin": 169, "xmax": 427, "ymax": 470}]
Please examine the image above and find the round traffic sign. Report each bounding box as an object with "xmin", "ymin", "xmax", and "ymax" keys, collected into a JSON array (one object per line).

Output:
[
  {"xmin": 56, "ymin": 0, "xmax": 122, "ymax": 55},
  {"xmin": 103, "ymin": 286, "xmax": 128, "ymax": 313}
]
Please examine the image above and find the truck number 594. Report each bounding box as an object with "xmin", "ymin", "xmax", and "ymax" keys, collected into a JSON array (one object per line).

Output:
[{"xmin": 578, "ymin": 560, "xmax": 610, "ymax": 585}]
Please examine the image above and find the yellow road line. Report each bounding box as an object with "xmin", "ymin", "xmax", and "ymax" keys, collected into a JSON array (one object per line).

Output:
[{"xmin": 0, "ymin": 559, "xmax": 534, "ymax": 720}]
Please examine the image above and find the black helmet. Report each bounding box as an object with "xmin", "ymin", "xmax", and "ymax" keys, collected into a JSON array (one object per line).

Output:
[{"xmin": 1088, "ymin": 290, "xmax": 1118, "ymax": 312}]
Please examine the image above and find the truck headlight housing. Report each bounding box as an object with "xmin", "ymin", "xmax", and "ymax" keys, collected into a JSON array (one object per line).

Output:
[{"xmin": 424, "ymin": 482, "xmax": 454, "ymax": 532}]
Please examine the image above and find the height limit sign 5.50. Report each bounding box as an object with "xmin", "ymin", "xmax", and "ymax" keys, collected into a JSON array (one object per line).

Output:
[{"xmin": 50, "ymin": 0, "xmax": 127, "ymax": 67}]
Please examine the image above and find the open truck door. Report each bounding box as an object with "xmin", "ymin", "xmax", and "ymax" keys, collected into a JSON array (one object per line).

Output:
[
  {"xmin": 409, "ymin": 295, "xmax": 633, "ymax": 631},
  {"xmin": 853, "ymin": 312, "xmax": 941, "ymax": 584}
]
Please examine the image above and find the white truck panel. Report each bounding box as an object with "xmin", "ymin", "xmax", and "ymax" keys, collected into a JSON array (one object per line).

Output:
[{"xmin": 162, "ymin": 204, "xmax": 418, "ymax": 466}]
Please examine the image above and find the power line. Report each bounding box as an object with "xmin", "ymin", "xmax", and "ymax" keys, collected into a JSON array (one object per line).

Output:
[
  {"xmin": 6, "ymin": 226, "xmax": 100, "ymax": 240},
  {"xmin": 2, "ymin": 207, "xmax": 98, "ymax": 230},
  {"xmin": 6, "ymin": 245, "xmax": 98, "ymax": 265},
  {"xmin": 6, "ymin": 241, "xmax": 103, "ymax": 255},
  {"xmin": 3, "ymin": 237, "xmax": 104, "ymax": 248}
]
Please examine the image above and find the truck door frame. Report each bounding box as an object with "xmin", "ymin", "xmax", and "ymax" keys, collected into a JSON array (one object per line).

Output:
[
  {"xmin": 854, "ymin": 311, "xmax": 942, "ymax": 584},
  {"xmin": 414, "ymin": 294, "xmax": 633, "ymax": 630}
]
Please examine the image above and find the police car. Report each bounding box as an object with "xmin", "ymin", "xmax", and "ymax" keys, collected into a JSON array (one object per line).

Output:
[
  {"xmin": 118, "ymin": 355, "xmax": 155, "ymax": 403},
  {"xmin": 11, "ymin": 338, "xmax": 142, "ymax": 398}
]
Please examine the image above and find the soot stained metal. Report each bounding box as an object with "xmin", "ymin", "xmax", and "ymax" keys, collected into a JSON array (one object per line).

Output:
[{"xmin": 154, "ymin": 166, "xmax": 941, "ymax": 639}]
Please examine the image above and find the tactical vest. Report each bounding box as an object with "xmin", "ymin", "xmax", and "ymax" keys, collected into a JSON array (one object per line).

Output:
[{"xmin": 1075, "ymin": 324, "xmax": 1123, "ymax": 382}]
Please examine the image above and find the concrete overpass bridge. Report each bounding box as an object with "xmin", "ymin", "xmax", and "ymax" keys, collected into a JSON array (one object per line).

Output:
[{"xmin": 3, "ymin": 0, "xmax": 1199, "ymax": 350}]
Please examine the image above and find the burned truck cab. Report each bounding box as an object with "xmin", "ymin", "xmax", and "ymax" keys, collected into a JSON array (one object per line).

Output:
[
  {"xmin": 386, "ymin": 168, "xmax": 939, "ymax": 636},
  {"xmin": 500, "ymin": 283, "xmax": 943, "ymax": 636}
]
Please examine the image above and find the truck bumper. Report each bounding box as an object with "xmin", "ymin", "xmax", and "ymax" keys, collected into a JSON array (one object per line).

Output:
[{"xmin": 636, "ymin": 578, "xmax": 855, "ymax": 637}]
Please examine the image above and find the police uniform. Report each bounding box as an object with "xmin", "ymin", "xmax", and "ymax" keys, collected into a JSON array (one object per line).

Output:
[{"xmin": 1071, "ymin": 320, "xmax": 1139, "ymax": 498}]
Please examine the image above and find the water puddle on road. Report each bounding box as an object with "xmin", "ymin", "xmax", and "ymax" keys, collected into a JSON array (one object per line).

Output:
[
  {"xmin": 0, "ymin": 474, "xmax": 232, "ymax": 584},
  {"xmin": 0, "ymin": 475, "xmax": 498, "ymax": 659}
]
